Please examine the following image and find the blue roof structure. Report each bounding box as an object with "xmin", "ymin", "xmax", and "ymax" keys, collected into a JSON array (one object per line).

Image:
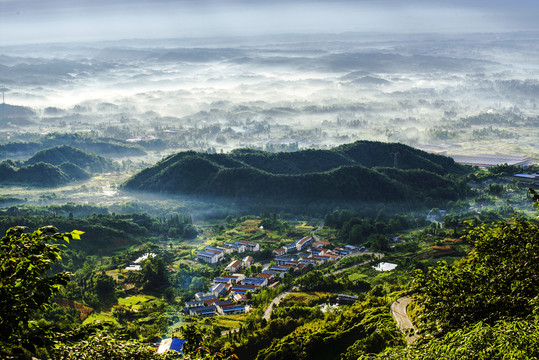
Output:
[{"xmin": 170, "ymin": 338, "xmax": 186, "ymax": 353}]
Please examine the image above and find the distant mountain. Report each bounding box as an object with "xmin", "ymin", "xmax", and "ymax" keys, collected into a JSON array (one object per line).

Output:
[
  {"xmin": 0, "ymin": 133, "xmax": 146, "ymax": 160},
  {"xmin": 25, "ymin": 145, "xmax": 113, "ymax": 173},
  {"xmin": 0, "ymin": 103, "xmax": 36, "ymax": 127},
  {"xmin": 0, "ymin": 160, "xmax": 70, "ymax": 187},
  {"xmin": 123, "ymin": 141, "xmax": 468, "ymax": 204}
]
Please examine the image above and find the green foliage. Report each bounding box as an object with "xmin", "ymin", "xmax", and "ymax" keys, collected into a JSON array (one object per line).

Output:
[
  {"xmin": 0, "ymin": 209, "xmax": 196, "ymax": 253},
  {"xmin": 0, "ymin": 160, "xmax": 72, "ymax": 186},
  {"xmin": 53, "ymin": 333, "xmax": 178, "ymax": 360},
  {"xmin": 254, "ymin": 298, "xmax": 404, "ymax": 360},
  {"xmin": 413, "ymin": 217, "xmax": 539, "ymax": 335},
  {"xmin": 367, "ymin": 319, "xmax": 539, "ymax": 360},
  {"xmin": 25, "ymin": 145, "xmax": 113, "ymax": 173},
  {"xmin": 271, "ymin": 305, "xmax": 324, "ymax": 322},
  {"xmin": 0, "ymin": 226, "xmax": 82, "ymax": 356},
  {"xmin": 123, "ymin": 141, "xmax": 467, "ymax": 206}
]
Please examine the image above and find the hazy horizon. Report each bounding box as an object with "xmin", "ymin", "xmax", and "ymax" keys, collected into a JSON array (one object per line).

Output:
[{"xmin": 1, "ymin": 0, "xmax": 539, "ymax": 45}]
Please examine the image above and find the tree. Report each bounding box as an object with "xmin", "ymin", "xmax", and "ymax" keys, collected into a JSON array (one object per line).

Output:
[
  {"xmin": 0, "ymin": 226, "xmax": 83, "ymax": 354},
  {"xmin": 414, "ymin": 217, "xmax": 539, "ymax": 335},
  {"xmin": 180, "ymin": 323, "xmax": 204, "ymax": 354}
]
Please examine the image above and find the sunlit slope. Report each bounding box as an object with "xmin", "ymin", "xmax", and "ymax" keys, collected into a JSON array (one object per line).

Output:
[{"xmin": 123, "ymin": 141, "xmax": 467, "ymax": 202}]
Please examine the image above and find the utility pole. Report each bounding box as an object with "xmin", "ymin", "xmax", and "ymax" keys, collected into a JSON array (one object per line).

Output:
[{"xmin": 391, "ymin": 151, "xmax": 399, "ymax": 168}]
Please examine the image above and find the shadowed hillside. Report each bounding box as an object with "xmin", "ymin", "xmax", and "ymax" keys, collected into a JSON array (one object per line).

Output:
[{"xmin": 123, "ymin": 141, "xmax": 469, "ymax": 204}]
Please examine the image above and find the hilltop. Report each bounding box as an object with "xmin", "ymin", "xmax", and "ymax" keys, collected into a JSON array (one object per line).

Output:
[
  {"xmin": 25, "ymin": 145, "xmax": 113, "ymax": 173},
  {"xmin": 123, "ymin": 141, "xmax": 468, "ymax": 205}
]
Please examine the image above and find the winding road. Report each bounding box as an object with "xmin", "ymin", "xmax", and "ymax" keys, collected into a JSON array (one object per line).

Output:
[{"xmin": 390, "ymin": 296, "xmax": 418, "ymax": 344}]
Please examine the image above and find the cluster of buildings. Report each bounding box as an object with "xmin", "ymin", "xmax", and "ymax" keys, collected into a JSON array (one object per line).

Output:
[
  {"xmin": 272, "ymin": 243, "xmax": 367, "ymax": 272},
  {"xmin": 184, "ymin": 272, "xmax": 271, "ymax": 317},
  {"xmin": 186, "ymin": 233, "xmax": 369, "ymax": 317},
  {"xmin": 197, "ymin": 240, "xmax": 260, "ymax": 264},
  {"xmin": 272, "ymin": 236, "xmax": 314, "ymax": 256}
]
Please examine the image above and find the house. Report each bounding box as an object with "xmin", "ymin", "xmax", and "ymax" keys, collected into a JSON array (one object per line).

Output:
[
  {"xmin": 224, "ymin": 242, "xmax": 246, "ymax": 253},
  {"xmin": 194, "ymin": 292, "xmax": 218, "ymax": 302},
  {"xmin": 337, "ymin": 294, "xmax": 358, "ymax": 304},
  {"xmin": 274, "ymin": 255, "xmax": 299, "ymax": 265},
  {"xmin": 257, "ymin": 272, "xmax": 275, "ymax": 283},
  {"xmin": 300, "ymin": 257, "xmax": 323, "ymax": 266},
  {"xmin": 157, "ymin": 337, "xmax": 186, "ymax": 354},
  {"xmin": 295, "ymin": 236, "xmax": 313, "ymax": 251},
  {"xmin": 241, "ymin": 277, "xmax": 268, "ymax": 287},
  {"xmin": 213, "ymin": 277, "xmax": 234, "ymax": 285},
  {"xmin": 262, "ymin": 269, "xmax": 282, "ymax": 278},
  {"xmin": 312, "ymin": 254, "xmax": 334, "ymax": 262},
  {"xmin": 197, "ymin": 251, "xmax": 222, "ymax": 264},
  {"xmin": 233, "ymin": 293, "xmax": 249, "ymax": 303},
  {"xmin": 190, "ymin": 305, "xmax": 217, "ymax": 317},
  {"xmin": 242, "ymin": 256, "xmax": 254, "ymax": 268},
  {"xmin": 273, "ymin": 247, "xmax": 287, "ymax": 256},
  {"xmin": 344, "ymin": 245, "xmax": 365, "ymax": 252},
  {"xmin": 312, "ymin": 240, "xmax": 330, "ymax": 248},
  {"xmin": 185, "ymin": 300, "xmax": 204, "ymax": 309},
  {"xmin": 333, "ymin": 248, "xmax": 354, "ymax": 256},
  {"xmin": 218, "ymin": 304, "xmax": 246, "ymax": 315},
  {"xmin": 225, "ymin": 259, "xmax": 243, "ymax": 273},
  {"xmin": 270, "ymin": 265, "xmax": 292, "ymax": 272},
  {"xmin": 209, "ymin": 283, "xmax": 226, "ymax": 297},
  {"xmin": 230, "ymin": 273, "xmax": 246, "ymax": 282},
  {"xmin": 204, "ymin": 298, "xmax": 220, "ymax": 306},
  {"xmin": 236, "ymin": 240, "xmax": 260, "ymax": 252},
  {"xmin": 514, "ymin": 173, "xmax": 539, "ymax": 187},
  {"xmin": 230, "ymin": 285, "xmax": 257, "ymax": 294},
  {"xmin": 215, "ymin": 300, "xmax": 235, "ymax": 307},
  {"xmin": 284, "ymin": 260, "xmax": 301, "ymax": 267},
  {"xmin": 285, "ymin": 244, "xmax": 297, "ymax": 253},
  {"xmin": 217, "ymin": 246, "xmax": 234, "ymax": 254},
  {"xmin": 125, "ymin": 264, "xmax": 141, "ymax": 271},
  {"xmin": 187, "ymin": 305, "xmax": 205, "ymax": 315}
]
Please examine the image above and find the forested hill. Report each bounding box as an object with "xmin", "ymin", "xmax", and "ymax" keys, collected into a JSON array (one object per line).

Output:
[
  {"xmin": 25, "ymin": 145, "xmax": 113, "ymax": 172},
  {"xmin": 123, "ymin": 141, "xmax": 468, "ymax": 204}
]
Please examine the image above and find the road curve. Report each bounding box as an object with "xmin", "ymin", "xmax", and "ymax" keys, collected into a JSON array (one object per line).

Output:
[
  {"xmin": 263, "ymin": 286, "xmax": 297, "ymax": 321},
  {"xmin": 391, "ymin": 296, "xmax": 418, "ymax": 344}
]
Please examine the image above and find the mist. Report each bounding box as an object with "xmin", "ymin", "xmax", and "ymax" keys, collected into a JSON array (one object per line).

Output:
[{"xmin": 2, "ymin": 0, "xmax": 539, "ymax": 45}]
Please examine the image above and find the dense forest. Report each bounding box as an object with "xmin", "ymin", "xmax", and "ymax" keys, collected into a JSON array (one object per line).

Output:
[
  {"xmin": 0, "ymin": 145, "xmax": 116, "ymax": 186},
  {"xmin": 0, "ymin": 132, "xmax": 146, "ymax": 159},
  {"xmin": 1, "ymin": 200, "xmax": 537, "ymax": 359},
  {"xmin": 124, "ymin": 141, "xmax": 469, "ymax": 205}
]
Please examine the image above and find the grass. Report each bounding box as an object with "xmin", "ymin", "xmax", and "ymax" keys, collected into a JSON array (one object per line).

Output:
[
  {"xmin": 118, "ymin": 295, "xmax": 160, "ymax": 310},
  {"xmin": 82, "ymin": 313, "xmax": 119, "ymax": 326},
  {"xmin": 280, "ymin": 292, "xmax": 332, "ymax": 307},
  {"xmin": 213, "ymin": 314, "xmax": 248, "ymax": 329},
  {"xmin": 348, "ymin": 272, "xmax": 368, "ymax": 282}
]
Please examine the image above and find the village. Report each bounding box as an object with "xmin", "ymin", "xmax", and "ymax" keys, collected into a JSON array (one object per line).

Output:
[{"xmin": 184, "ymin": 234, "xmax": 368, "ymax": 318}]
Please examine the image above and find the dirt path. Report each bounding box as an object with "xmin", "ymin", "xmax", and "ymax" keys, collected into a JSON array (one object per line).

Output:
[
  {"xmin": 390, "ymin": 296, "xmax": 418, "ymax": 344},
  {"xmin": 330, "ymin": 252, "xmax": 384, "ymax": 276}
]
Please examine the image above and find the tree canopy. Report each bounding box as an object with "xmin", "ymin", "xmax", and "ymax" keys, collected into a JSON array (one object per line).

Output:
[
  {"xmin": 413, "ymin": 217, "xmax": 539, "ymax": 335},
  {"xmin": 0, "ymin": 226, "xmax": 83, "ymax": 355}
]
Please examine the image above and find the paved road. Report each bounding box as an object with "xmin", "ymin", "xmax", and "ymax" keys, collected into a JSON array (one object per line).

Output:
[
  {"xmin": 310, "ymin": 221, "xmax": 324, "ymax": 242},
  {"xmin": 390, "ymin": 296, "xmax": 418, "ymax": 344},
  {"xmin": 263, "ymin": 286, "xmax": 297, "ymax": 321}
]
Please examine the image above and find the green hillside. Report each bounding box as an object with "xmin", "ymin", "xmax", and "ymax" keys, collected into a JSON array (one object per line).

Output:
[
  {"xmin": 0, "ymin": 160, "xmax": 71, "ymax": 187},
  {"xmin": 123, "ymin": 141, "xmax": 468, "ymax": 204},
  {"xmin": 25, "ymin": 145, "xmax": 113, "ymax": 172}
]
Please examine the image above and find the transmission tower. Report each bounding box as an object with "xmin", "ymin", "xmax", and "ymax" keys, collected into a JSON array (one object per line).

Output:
[{"xmin": 391, "ymin": 151, "xmax": 399, "ymax": 168}]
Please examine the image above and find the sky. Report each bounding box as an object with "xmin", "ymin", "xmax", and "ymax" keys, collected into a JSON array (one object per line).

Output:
[{"xmin": 1, "ymin": 0, "xmax": 539, "ymax": 45}]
